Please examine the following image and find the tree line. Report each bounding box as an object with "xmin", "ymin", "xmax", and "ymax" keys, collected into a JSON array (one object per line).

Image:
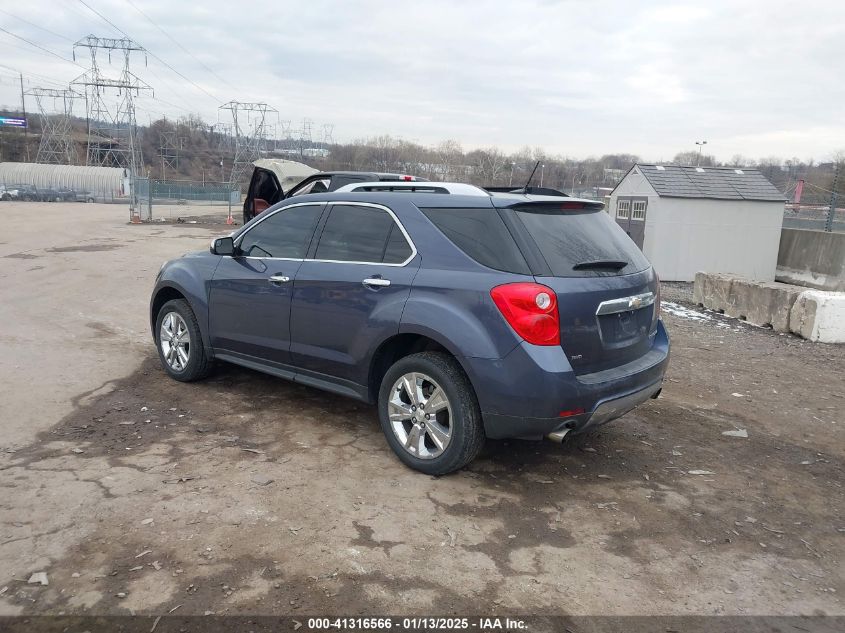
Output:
[{"xmin": 1, "ymin": 109, "xmax": 842, "ymax": 205}]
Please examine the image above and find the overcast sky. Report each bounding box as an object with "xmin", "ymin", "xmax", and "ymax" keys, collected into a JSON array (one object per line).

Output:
[{"xmin": 1, "ymin": 0, "xmax": 843, "ymax": 162}]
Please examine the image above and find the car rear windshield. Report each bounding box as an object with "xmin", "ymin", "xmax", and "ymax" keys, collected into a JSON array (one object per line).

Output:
[
  {"xmin": 421, "ymin": 207, "xmax": 530, "ymax": 274},
  {"xmin": 513, "ymin": 207, "xmax": 650, "ymax": 277}
]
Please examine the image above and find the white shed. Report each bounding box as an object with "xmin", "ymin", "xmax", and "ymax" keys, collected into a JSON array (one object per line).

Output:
[{"xmin": 609, "ymin": 164, "xmax": 786, "ymax": 281}]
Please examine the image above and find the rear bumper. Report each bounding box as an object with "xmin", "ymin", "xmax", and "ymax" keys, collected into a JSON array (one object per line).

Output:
[{"xmin": 465, "ymin": 320, "xmax": 670, "ymax": 440}]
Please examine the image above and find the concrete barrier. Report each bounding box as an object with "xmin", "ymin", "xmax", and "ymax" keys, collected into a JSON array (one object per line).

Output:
[
  {"xmin": 693, "ymin": 272, "xmax": 803, "ymax": 331},
  {"xmin": 693, "ymin": 272, "xmax": 844, "ymax": 343},
  {"xmin": 789, "ymin": 291, "xmax": 845, "ymax": 343},
  {"xmin": 776, "ymin": 228, "xmax": 845, "ymax": 291}
]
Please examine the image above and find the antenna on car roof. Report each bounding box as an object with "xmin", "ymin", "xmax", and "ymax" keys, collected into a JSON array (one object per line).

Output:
[{"xmin": 522, "ymin": 161, "xmax": 541, "ymax": 194}]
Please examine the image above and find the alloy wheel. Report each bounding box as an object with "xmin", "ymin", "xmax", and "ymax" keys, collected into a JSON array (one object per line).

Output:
[
  {"xmin": 160, "ymin": 312, "xmax": 191, "ymax": 372},
  {"xmin": 388, "ymin": 372, "xmax": 452, "ymax": 459}
]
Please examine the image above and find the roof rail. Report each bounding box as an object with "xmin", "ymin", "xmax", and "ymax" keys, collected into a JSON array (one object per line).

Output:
[
  {"xmin": 335, "ymin": 181, "xmax": 489, "ymax": 196},
  {"xmin": 483, "ymin": 186, "xmax": 569, "ymax": 197}
]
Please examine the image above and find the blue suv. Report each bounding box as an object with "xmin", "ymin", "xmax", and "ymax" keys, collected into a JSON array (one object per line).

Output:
[{"xmin": 150, "ymin": 183, "xmax": 669, "ymax": 474}]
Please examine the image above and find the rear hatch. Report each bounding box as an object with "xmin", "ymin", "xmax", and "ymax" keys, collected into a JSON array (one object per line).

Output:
[{"xmin": 502, "ymin": 199, "xmax": 658, "ymax": 375}]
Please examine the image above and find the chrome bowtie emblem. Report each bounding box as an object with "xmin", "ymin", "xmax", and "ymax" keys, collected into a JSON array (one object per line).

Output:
[{"xmin": 629, "ymin": 297, "xmax": 642, "ymax": 309}]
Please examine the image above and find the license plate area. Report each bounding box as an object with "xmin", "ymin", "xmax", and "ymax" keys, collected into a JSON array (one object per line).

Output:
[{"xmin": 598, "ymin": 307, "xmax": 650, "ymax": 347}]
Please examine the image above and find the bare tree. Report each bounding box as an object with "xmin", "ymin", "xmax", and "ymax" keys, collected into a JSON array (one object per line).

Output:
[{"xmin": 435, "ymin": 140, "xmax": 463, "ymax": 180}]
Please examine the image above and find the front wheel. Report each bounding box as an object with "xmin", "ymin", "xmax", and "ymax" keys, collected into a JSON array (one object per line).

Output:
[
  {"xmin": 155, "ymin": 299, "xmax": 212, "ymax": 382},
  {"xmin": 378, "ymin": 352, "xmax": 485, "ymax": 475}
]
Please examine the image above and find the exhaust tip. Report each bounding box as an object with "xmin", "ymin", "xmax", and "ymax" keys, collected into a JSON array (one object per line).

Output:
[{"xmin": 546, "ymin": 429, "xmax": 571, "ymax": 443}]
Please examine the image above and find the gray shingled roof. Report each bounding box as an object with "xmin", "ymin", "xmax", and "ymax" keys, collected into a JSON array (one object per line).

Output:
[{"xmin": 635, "ymin": 164, "xmax": 785, "ymax": 201}]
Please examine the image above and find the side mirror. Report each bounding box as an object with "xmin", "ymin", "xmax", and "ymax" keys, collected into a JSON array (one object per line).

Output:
[{"xmin": 211, "ymin": 236, "xmax": 235, "ymax": 256}]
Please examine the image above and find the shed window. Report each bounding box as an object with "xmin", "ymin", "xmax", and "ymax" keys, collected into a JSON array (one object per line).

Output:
[
  {"xmin": 616, "ymin": 199, "xmax": 630, "ymax": 219},
  {"xmin": 631, "ymin": 200, "xmax": 646, "ymax": 220}
]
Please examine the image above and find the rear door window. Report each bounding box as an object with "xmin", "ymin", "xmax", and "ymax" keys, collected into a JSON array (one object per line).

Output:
[
  {"xmin": 514, "ymin": 207, "xmax": 650, "ymax": 277},
  {"xmin": 421, "ymin": 208, "xmax": 530, "ymax": 274},
  {"xmin": 315, "ymin": 204, "xmax": 413, "ymax": 264},
  {"xmin": 238, "ymin": 203, "xmax": 323, "ymax": 258}
]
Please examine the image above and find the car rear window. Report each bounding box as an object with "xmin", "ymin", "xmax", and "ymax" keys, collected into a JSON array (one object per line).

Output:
[
  {"xmin": 514, "ymin": 207, "xmax": 650, "ymax": 277},
  {"xmin": 421, "ymin": 208, "xmax": 530, "ymax": 274}
]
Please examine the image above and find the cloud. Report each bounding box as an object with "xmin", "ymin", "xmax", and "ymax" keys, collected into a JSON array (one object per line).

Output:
[{"xmin": 0, "ymin": 0, "xmax": 843, "ymax": 161}]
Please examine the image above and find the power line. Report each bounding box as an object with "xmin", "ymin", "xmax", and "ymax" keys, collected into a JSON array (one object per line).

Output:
[
  {"xmin": 123, "ymin": 0, "xmax": 234, "ymax": 90},
  {"xmin": 0, "ymin": 63, "xmax": 71, "ymax": 89},
  {"xmin": 0, "ymin": 8, "xmax": 74, "ymax": 42},
  {"xmin": 0, "ymin": 26, "xmax": 84, "ymax": 68},
  {"xmin": 75, "ymin": 0, "xmax": 219, "ymax": 103}
]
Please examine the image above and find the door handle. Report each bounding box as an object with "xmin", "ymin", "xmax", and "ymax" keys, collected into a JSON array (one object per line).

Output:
[
  {"xmin": 269, "ymin": 274, "xmax": 290, "ymax": 284},
  {"xmin": 362, "ymin": 277, "xmax": 391, "ymax": 288}
]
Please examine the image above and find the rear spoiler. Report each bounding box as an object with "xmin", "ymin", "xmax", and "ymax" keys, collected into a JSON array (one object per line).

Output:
[{"xmin": 483, "ymin": 186, "xmax": 569, "ymax": 197}]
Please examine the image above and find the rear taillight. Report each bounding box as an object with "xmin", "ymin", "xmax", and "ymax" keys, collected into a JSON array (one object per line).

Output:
[
  {"xmin": 490, "ymin": 282, "xmax": 560, "ymax": 346},
  {"xmin": 402, "ymin": 175, "xmax": 413, "ymax": 181}
]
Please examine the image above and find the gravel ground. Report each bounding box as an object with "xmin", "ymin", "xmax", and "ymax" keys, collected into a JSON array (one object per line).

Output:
[{"xmin": 0, "ymin": 203, "xmax": 842, "ymax": 617}]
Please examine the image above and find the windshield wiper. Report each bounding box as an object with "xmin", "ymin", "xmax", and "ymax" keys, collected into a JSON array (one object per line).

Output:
[{"xmin": 572, "ymin": 260, "xmax": 627, "ymax": 271}]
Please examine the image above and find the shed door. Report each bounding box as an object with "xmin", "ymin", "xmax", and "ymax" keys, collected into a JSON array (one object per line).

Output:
[{"xmin": 614, "ymin": 196, "xmax": 647, "ymax": 250}]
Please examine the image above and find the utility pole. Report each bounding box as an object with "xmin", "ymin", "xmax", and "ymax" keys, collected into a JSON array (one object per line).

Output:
[
  {"xmin": 20, "ymin": 73, "xmax": 30, "ymax": 162},
  {"xmin": 540, "ymin": 163, "xmax": 545, "ymax": 187},
  {"xmin": 695, "ymin": 140, "xmax": 707, "ymax": 166},
  {"xmin": 509, "ymin": 162, "xmax": 516, "ymax": 186},
  {"xmin": 826, "ymin": 162, "xmax": 840, "ymax": 233}
]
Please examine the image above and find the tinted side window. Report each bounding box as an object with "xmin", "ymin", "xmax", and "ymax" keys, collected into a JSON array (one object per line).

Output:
[
  {"xmin": 316, "ymin": 204, "xmax": 411, "ymax": 263},
  {"xmin": 515, "ymin": 208, "xmax": 650, "ymax": 277},
  {"xmin": 238, "ymin": 204, "xmax": 322, "ymax": 258},
  {"xmin": 421, "ymin": 208, "xmax": 530, "ymax": 274},
  {"xmin": 383, "ymin": 223, "xmax": 413, "ymax": 264}
]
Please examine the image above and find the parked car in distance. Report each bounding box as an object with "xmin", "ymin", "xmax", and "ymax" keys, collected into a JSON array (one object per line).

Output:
[
  {"xmin": 8, "ymin": 184, "xmax": 38, "ymax": 201},
  {"xmin": 38, "ymin": 187, "xmax": 76, "ymax": 202},
  {"xmin": 243, "ymin": 159, "xmax": 426, "ymax": 224},
  {"xmin": 151, "ymin": 184, "xmax": 669, "ymax": 474},
  {"xmin": 0, "ymin": 185, "xmax": 16, "ymax": 200},
  {"xmin": 74, "ymin": 190, "xmax": 97, "ymax": 203}
]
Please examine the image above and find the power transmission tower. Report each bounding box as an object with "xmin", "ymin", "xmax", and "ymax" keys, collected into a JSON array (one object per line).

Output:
[
  {"xmin": 299, "ymin": 118, "xmax": 313, "ymax": 158},
  {"xmin": 279, "ymin": 120, "xmax": 292, "ymax": 151},
  {"xmin": 218, "ymin": 101, "xmax": 277, "ymax": 184},
  {"xmin": 158, "ymin": 118, "xmax": 179, "ymax": 179},
  {"xmin": 71, "ymin": 35, "xmax": 152, "ymax": 177},
  {"xmin": 212, "ymin": 122, "xmax": 234, "ymax": 151},
  {"xmin": 320, "ymin": 123, "xmax": 334, "ymax": 154},
  {"xmin": 26, "ymin": 88, "xmax": 79, "ymax": 164}
]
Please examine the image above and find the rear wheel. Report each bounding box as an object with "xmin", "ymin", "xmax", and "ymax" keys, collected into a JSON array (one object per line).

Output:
[
  {"xmin": 378, "ymin": 352, "xmax": 484, "ymax": 475},
  {"xmin": 155, "ymin": 299, "xmax": 212, "ymax": 382}
]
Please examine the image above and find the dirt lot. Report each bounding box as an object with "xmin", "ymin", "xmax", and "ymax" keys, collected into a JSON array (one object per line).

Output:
[{"xmin": 0, "ymin": 202, "xmax": 843, "ymax": 617}]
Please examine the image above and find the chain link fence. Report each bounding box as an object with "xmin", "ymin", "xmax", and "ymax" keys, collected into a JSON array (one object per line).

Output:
[
  {"xmin": 132, "ymin": 178, "xmax": 241, "ymax": 223},
  {"xmin": 783, "ymin": 204, "xmax": 845, "ymax": 233}
]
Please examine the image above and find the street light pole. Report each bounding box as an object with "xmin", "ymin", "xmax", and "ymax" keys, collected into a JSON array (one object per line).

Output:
[
  {"xmin": 509, "ymin": 162, "xmax": 516, "ymax": 187},
  {"xmin": 695, "ymin": 140, "xmax": 708, "ymax": 166},
  {"xmin": 540, "ymin": 163, "xmax": 545, "ymax": 187}
]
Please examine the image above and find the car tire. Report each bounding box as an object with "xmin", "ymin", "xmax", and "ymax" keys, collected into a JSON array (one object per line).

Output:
[
  {"xmin": 155, "ymin": 298, "xmax": 212, "ymax": 382},
  {"xmin": 378, "ymin": 351, "xmax": 485, "ymax": 475},
  {"xmin": 86, "ymin": 197, "xmax": 94, "ymax": 203}
]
